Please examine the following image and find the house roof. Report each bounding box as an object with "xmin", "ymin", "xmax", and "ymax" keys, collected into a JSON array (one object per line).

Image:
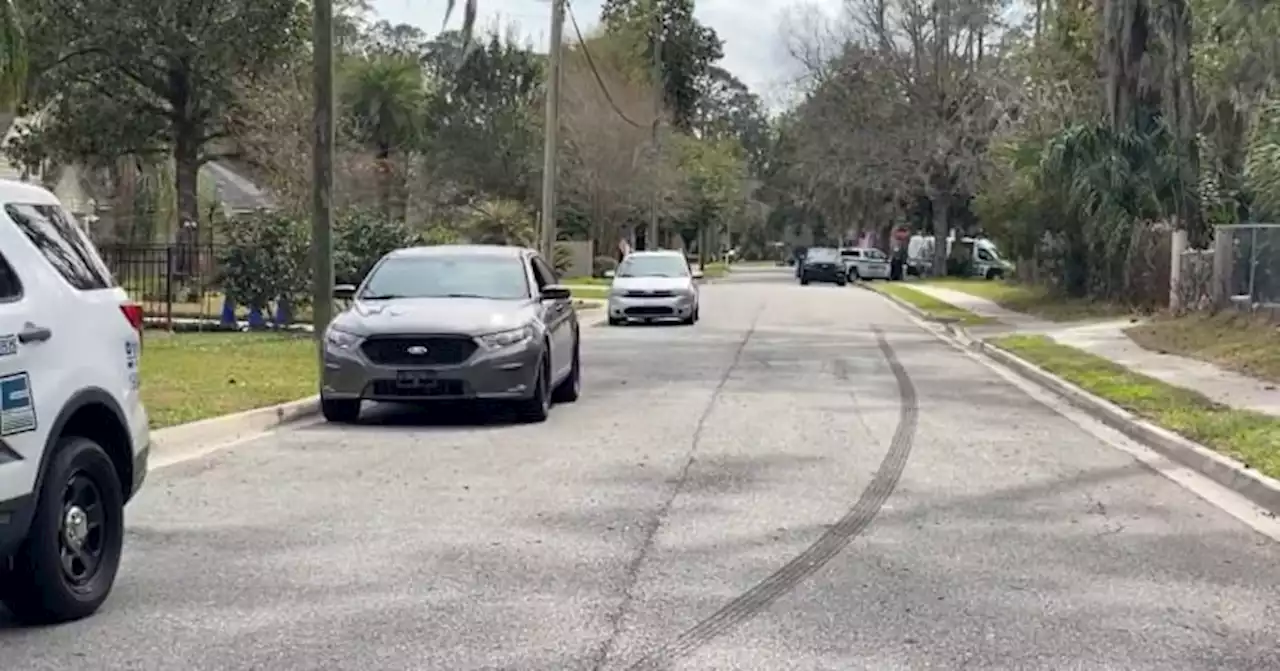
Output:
[{"xmin": 202, "ymin": 161, "xmax": 274, "ymax": 212}]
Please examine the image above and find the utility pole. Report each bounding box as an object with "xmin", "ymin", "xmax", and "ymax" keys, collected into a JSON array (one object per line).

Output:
[
  {"xmin": 647, "ymin": 5, "xmax": 662, "ymax": 250},
  {"xmin": 539, "ymin": 0, "xmax": 565, "ymax": 260},
  {"xmin": 311, "ymin": 0, "xmax": 335, "ymax": 362}
]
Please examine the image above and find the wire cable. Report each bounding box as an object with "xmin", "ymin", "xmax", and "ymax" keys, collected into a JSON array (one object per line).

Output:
[{"xmin": 564, "ymin": 0, "xmax": 646, "ymax": 128}]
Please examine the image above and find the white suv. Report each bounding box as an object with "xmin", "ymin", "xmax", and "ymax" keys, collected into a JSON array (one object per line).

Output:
[{"xmin": 0, "ymin": 181, "xmax": 149, "ymax": 624}]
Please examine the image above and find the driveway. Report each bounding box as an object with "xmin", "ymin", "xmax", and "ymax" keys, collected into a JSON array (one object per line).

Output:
[{"xmin": 3, "ymin": 269, "xmax": 1278, "ymax": 670}]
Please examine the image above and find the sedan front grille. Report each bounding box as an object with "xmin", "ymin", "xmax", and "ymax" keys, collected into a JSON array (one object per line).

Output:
[
  {"xmin": 624, "ymin": 305, "xmax": 674, "ymax": 316},
  {"xmin": 360, "ymin": 336, "xmax": 478, "ymax": 366},
  {"xmin": 624, "ymin": 290, "xmax": 676, "ymax": 298}
]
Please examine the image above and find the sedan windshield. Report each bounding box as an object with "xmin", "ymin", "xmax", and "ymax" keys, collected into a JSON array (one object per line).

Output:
[
  {"xmin": 359, "ymin": 255, "xmax": 530, "ymax": 300},
  {"xmin": 616, "ymin": 255, "xmax": 690, "ymax": 278}
]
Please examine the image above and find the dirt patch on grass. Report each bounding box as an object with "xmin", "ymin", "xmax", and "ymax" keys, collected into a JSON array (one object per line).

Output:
[{"xmin": 1126, "ymin": 312, "xmax": 1280, "ymax": 385}]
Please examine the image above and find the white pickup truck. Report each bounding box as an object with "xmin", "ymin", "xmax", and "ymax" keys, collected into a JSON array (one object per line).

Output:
[{"xmin": 839, "ymin": 247, "xmax": 892, "ymax": 281}]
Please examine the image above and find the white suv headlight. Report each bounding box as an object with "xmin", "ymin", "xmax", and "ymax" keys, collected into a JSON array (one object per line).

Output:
[
  {"xmin": 325, "ymin": 327, "xmax": 361, "ymax": 350},
  {"xmin": 479, "ymin": 325, "xmax": 534, "ymax": 350}
]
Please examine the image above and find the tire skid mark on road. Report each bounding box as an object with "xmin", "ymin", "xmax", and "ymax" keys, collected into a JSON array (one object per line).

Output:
[
  {"xmin": 588, "ymin": 305, "xmax": 766, "ymax": 671},
  {"xmin": 622, "ymin": 325, "xmax": 920, "ymax": 670}
]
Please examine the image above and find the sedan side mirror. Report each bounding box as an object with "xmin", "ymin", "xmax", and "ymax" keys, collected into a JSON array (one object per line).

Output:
[
  {"xmin": 541, "ymin": 285, "xmax": 572, "ymax": 300},
  {"xmin": 333, "ymin": 284, "xmax": 356, "ymax": 299},
  {"xmin": 603, "ymin": 270, "xmax": 615, "ymax": 278}
]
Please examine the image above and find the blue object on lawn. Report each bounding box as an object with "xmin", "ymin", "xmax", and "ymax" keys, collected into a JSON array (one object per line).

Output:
[
  {"xmin": 220, "ymin": 296, "xmax": 237, "ymax": 326},
  {"xmin": 274, "ymin": 299, "xmax": 291, "ymax": 325},
  {"xmin": 247, "ymin": 305, "xmax": 265, "ymax": 328}
]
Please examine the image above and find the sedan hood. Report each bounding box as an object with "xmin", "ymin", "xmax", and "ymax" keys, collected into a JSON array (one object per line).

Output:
[
  {"xmin": 611, "ymin": 276, "xmax": 693, "ymax": 291},
  {"xmin": 332, "ymin": 297, "xmax": 537, "ymax": 336}
]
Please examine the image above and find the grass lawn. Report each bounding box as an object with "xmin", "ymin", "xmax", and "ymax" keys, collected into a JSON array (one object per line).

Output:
[
  {"xmin": 993, "ymin": 334, "xmax": 1280, "ymax": 480},
  {"xmin": 569, "ymin": 286, "xmax": 609, "ymax": 300},
  {"xmin": 561, "ymin": 276, "xmax": 610, "ymax": 286},
  {"xmin": 141, "ymin": 332, "xmax": 317, "ymax": 429},
  {"xmin": 871, "ymin": 283, "xmax": 998, "ymax": 326},
  {"xmin": 922, "ymin": 278, "xmax": 1130, "ymax": 321},
  {"xmin": 1127, "ymin": 312, "xmax": 1280, "ymax": 385}
]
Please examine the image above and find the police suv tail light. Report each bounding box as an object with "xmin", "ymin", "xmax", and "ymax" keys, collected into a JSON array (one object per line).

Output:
[{"xmin": 120, "ymin": 302, "xmax": 144, "ymax": 345}]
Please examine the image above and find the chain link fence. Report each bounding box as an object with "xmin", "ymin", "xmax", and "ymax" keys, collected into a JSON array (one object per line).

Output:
[{"xmin": 1214, "ymin": 223, "xmax": 1280, "ymax": 310}]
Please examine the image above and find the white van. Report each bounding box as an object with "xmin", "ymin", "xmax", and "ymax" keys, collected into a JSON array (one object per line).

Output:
[{"xmin": 907, "ymin": 234, "xmax": 1011, "ymax": 279}]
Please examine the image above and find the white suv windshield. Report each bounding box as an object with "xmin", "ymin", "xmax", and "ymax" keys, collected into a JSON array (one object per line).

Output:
[
  {"xmin": 360, "ymin": 255, "xmax": 530, "ymax": 300},
  {"xmin": 616, "ymin": 255, "xmax": 689, "ymax": 278}
]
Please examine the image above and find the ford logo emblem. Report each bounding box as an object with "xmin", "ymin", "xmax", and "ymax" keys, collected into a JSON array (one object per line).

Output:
[{"xmin": 406, "ymin": 345, "xmax": 429, "ymax": 355}]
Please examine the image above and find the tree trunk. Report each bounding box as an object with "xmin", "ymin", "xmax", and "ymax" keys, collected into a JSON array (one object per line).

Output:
[
  {"xmin": 174, "ymin": 128, "xmax": 200, "ymax": 234},
  {"xmin": 376, "ymin": 146, "xmax": 393, "ymax": 221},
  {"xmin": 1161, "ymin": 0, "xmax": 1203, "ymax": 243},
  {"xmin": 1100, "ymin": 0, "xmax": 1150, "ymax": 131},
  {"xmin": 931, "ymin": 191, "xmax": 950, "ymax": 275}
]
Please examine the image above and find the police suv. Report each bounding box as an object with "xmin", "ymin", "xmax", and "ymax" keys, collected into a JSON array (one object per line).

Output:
[{"xmin": 0, "ymin": 181, "xmax": 149, "ymax": 624}]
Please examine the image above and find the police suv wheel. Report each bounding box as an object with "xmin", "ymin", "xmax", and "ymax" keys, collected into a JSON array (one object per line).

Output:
[{"xmin": 1, "ymin": 436, "xmax": 124, "ymax": 625}]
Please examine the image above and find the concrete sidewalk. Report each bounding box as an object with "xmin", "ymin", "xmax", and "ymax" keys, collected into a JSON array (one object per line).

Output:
[{"xmin": 908, "ymin": 284, "xmax": 1280, "ymax": 418}]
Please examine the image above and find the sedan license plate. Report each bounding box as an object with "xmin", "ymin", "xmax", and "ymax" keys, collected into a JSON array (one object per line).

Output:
[{"xmin": 395, "ymin": 370, "xmax": 438, "ymax": 388}]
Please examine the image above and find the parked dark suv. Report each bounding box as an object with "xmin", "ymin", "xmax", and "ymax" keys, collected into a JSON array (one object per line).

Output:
[{"xmin": 799, "ymin": 247, "xmax": 847, "ymax": 286}]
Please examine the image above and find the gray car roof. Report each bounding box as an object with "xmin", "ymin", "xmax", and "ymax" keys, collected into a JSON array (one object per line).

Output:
[{"xmin": 387, "ymin": 244, "xmax": 535, "ymax": 258}]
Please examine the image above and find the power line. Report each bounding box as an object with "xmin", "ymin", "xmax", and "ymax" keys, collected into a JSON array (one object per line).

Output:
[{"xmin": 564, "ymin": 0, "xmax": 645, "ymax": 129}]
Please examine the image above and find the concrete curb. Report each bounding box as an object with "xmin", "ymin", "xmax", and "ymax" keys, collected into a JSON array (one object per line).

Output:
[
  {"xmin": 975, "ymin": 341, "xmax": 1280, "ymax": 516},
  {"xmin": 866, "ymin": 283, "xmax": 1280, "ymax": 515},
  {"xmin": 863, "ymin": 285, "xmax": 974, "ymax": 342},
  {"xmin": 150, "ymin": 396, "xmax": 320, "ymax": 459}
]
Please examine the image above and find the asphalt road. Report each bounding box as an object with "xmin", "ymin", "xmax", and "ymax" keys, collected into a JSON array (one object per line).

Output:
[{"xmin": 3, "ymin": 268, "xmax": 1279, "ymax": 670}]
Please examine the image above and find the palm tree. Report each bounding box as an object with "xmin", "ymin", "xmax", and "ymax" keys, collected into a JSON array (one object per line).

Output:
[{"xmin": 341, "ymin": 54, "xmax": 430, "ymax": 218}]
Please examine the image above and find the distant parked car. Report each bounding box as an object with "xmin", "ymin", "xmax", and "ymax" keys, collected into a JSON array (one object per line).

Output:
[
  {"xmin": 799, "ymin": 247, "xmax": 847, "ymax": 286},
  {"xmin": 320, "ymin": 244, "xmax": 581, "ymax": 424}
]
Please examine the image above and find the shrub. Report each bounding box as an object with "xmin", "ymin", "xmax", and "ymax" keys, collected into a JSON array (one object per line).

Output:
[
  {"xmin": 592, "ymin": 255, "xmax": 617, "ymax": 277},
  {"xmin": 335, "ymin": 208, "xmax": 423, "ymax": 284},
  {"xmin": 218, "ymin": 210, "xmax": 311, "ymax": 313},
  {"xmin": 552, "ymin": 243, "xmax": 573, "ymax": 276}
]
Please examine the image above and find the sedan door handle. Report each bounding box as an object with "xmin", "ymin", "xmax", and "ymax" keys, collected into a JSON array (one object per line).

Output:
[{"xmin": 18, "ymin": 323, "xmax": 51, "ymax": 343}]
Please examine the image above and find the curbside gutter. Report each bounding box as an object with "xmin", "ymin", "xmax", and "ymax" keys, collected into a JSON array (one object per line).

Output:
[
  {"xmin": 866, "ymin": 284, "xmax": 1280, "ymax": 516},
  {"xmin": 150, "ymin": 396, "xmax": 320, "ymax": 461}
]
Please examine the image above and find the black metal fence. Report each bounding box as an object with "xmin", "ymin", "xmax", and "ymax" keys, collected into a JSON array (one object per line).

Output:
[{"xmin": 99, "ymin": 243, "xmax": 228, "ymax": 325}]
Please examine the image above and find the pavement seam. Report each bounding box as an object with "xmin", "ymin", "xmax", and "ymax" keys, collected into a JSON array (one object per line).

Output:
[
  {"xmin": 588, "ymin": 305, "xmax": 765, "ymax": 671},
  {"xmin": 622, "ymin": 325, "xmax": 920, "ymax": 670}
]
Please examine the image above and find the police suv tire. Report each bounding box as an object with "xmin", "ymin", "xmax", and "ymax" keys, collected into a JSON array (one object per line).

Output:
[
  {"xmin": 321, "ymin": 398, "xmax": 361, "ymax": 423},
  {"xmin": 1, "ymin": 436, "xmax": 124, "ymax": 625}
]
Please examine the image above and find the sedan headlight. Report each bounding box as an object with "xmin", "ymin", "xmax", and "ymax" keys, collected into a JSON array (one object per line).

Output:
[
  {"xmin": 609, "ymin": 286, "xmax": 627, "ymax": 298},
  {"xmin": 479, "ymin": 325, "xmax": 534, "ymax": 350},
  {"xmin": 325, "ymin": 326, "xmax": 362, "ymax": 350}
]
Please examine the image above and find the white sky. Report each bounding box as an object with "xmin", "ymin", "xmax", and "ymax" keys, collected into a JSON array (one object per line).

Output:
[{"xmin": 368, "ymin": 0, "xmax": 837, "ymax": 108}]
